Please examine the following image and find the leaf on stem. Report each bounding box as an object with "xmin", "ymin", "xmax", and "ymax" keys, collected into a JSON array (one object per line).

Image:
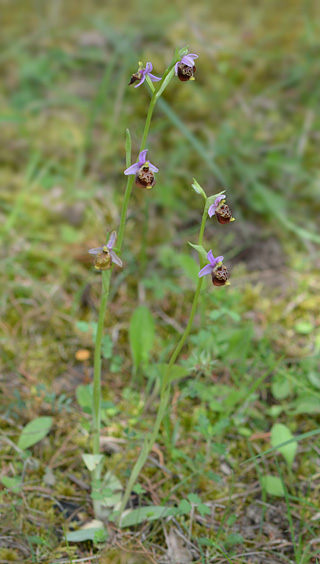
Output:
[{"xmin": 188, "ymin": 242, "xmax": 208, "ymax": 262}]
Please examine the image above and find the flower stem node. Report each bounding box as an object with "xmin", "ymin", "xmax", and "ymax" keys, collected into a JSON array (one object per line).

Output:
[
  {"xmin": 175, "ymin": 53, "xmax": 198, "ymax": 82},
  {"xmin": 124, "ymin": 149, "xmax": 159, "ymax": 189},
  {"xmin": 88, "ymin": 231, "xmax": 122, "ymax": 271},
  {"xmin": 198, "ymin": 250, "xmax": 230, "ymax": 287},
  {"xmin": 128, "ymin": 62, "xmax": 162, "ymax": 88},
  {"xmin": 208, "ymin": 195, "xmax": 235, "ymax": 224}
]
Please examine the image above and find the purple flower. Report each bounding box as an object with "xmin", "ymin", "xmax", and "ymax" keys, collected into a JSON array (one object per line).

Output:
[
  {"xmin": 89, "ymin": 231, "xmax": 122, "ymax": 271},
  {"xmin": 198, "ymin": 250, "xmax": 229, "ymax": 286},
  {"xmin": 128, "ymin": 62, "xmax": 161, "ymax": 88},
  {"xmin": 208, "ymin": 195, "xmax": 235, "ymax": 224},
  {"xmin": 175, "ymin": 53, "xmax": 198, "ymax": 81},
  {"xmin": 208, "ymin": 196, "xmax": 225, "ymax": 218},
  {"xmin": 124, "ymin": 149, "xmax": 159, "ymax": 189}
]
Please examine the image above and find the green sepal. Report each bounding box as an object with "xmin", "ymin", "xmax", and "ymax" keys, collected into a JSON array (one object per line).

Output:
[
  {"xmin": 177, "ymin": 46, "xmax": 189, "ymax": 59},
  {"xmin": 191, "ymin": 178, "xmax": 207, "ymax": 200}
]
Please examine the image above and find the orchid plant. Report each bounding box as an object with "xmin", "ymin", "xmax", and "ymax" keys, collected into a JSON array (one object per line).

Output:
[{"xmin": 84, "ymin": 46, "xmax": 234, "ymax": 527}]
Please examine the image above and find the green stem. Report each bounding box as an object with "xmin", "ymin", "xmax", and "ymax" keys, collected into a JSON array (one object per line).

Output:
[
  {"xmin": 118, "ymin": 203, "xmax": 208, "ymax": 521},
  {"xmin": 91, "ymin": 270, "xmax": 110, "ymax": 518},
  {"xmin": 92, "ymin": 271, "xmax": 111, "ymax": 457}
]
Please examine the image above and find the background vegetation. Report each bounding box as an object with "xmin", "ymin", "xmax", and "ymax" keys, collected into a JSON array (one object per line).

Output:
[{"xmin": 1, "ymin": 0, "xmax": 320, "ymax": 562}]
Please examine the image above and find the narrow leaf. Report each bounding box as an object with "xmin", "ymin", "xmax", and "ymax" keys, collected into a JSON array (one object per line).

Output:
[
  {"xmin": 66, "ymin": 520, "xmax": 107, "ymax": 543},
  {"xmin": 129, "ymin": 305, "xmax": 155, "ymax": 372},
  {"xmin": 188, "ymin": 242, "xmax": 208, "ymax": 262},
  {"xmin": 120, "ymin": 505, "xmax": 173, "ymax": 527}
]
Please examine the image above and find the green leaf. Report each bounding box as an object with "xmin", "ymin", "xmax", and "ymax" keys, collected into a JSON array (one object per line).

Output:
[
  {"xmin": 188, "ymin": 242, "xmax": 208, "ymax": 262},
  {"xmin": 294, "ymin": 321, "xmax": 313, "ymax": 334},
  {"xmin": 187, "ymin": 493, "xmax": 202, "ymax": 504},
  {"xmin": 132, "ymin": 484, "xmax": 146, "ymax": 495},
  {"xmin": 125, "ymin": 128, "xmax": 131, "ymax": 168},
  {"xmin": 178, "ymin": 499, "xmax": 191, "ymax": 515},
  {"xmin": 101, "ymin": 471, "xmax": 123, "ymax": 508},
  {"xmin": 76, "ymin": 384, "xmax": 92, "ymax": 413},
  {"xmin": 152, "ymin": 363, "xmax": 189, "ymax": 383},
  {"xmin": 82, "ymin": 454, "xmax": 104, "ymax": 472},
  {"xmin": 198, "ymin": 503, "xmax": 211, "ymax": 517},
  {"xmin": 271, "ymin": 374, "xmax": 291, "ymax": 400},
  {"xmin": 66, "ymin": 520, "xmax": 107, "ymax": 543},
  {"xmin": 1, "ymin": 476, "xmax": 22, "ymax": 493},
  {"xmin": 27, "ymin": 535, "xmax": 52, "ymax": 548},
  {"xmin": 17, "ymin": 416, "xmax": 52, "ymax": 450},
  {"xmin": 225, "ymin": 533, "xmax": 244, "ymax": 547},
  {"xmin": 76, "ymin": 321, "xmax": 90, "ymax": 332},
  {"xmin": 129, "ymin": 306, "xmax": 155, "ymax": 373},
  {"xmin": 308, "ymin": 371, "xmax": 320, "ymax": 390},
  {"xmin": 294, "ymin": 395, "xmax": 320, "ymax": 414},
  {"xmin": 119, "ymin": 505, "xmax": 173, "ymax": 527},
  {"xmin": 270, "ymin": 423, "xmax": 297, "ymax": 468},
  {"xmin": 260, "ymin": 475, "xmax": 285, "ymax": 497}
]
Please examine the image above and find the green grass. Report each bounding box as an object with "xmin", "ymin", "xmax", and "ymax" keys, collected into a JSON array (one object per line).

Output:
[{"xmin": 1, "ymin": 0, "xmax": 320, "ymax": 562}]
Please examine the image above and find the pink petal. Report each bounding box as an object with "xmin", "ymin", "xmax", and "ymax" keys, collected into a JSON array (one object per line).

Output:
[
  {"xmin": 138, "ymin": 149, "xmax": 148, "ymax": 163},
  {"xmin": 124, "ymin": 163, "xmax": 140, "ymax": 175},
  {"xmin": 207, "ymin": 250, "xmax": 215, "ymax": 265},
  {"xmin": 198, "ymin": 264, "xmax": 213, "ymax": 277},
  {"xmin": 107, "ymin": 231, "xmax": 117, "ymax": 249},
  {"xmin": 134, "ymin": 76, "xmax": 146, "ymax": 88},
  {"xmin": 148, "ymin": 73, "xmax": 162, "ymax": 82},
  {"xmin": 109, "ymin": 250, "xmax": 122, "ymax": 267},
  {"xmin": 208, "ymin": 204, "xmax": 216, "ymax": 218},
  {"xmin": 88, "ymin": 247, "xmax": 104, "ymax": 255}
]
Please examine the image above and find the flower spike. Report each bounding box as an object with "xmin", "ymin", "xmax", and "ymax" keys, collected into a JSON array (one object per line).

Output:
[
  {"xmin": 124, "ymin": 149, "xmax": 158, "ymax": 189},
  {"xmin": 128, "ymin": 62, "xmax": 161, "ymax": 88},
  {"xmin": 198, "ymin": 250, "xmax": 230, "ymax": 286}
]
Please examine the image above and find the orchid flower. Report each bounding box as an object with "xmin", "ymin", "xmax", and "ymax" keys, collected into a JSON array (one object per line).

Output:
[
  {"xmin": 175, "ymin": 53, "xmax": 198, "ymax": 81},
  {"xmin": 198, "ymin": 250, "xmax": 230, "ymax": 286},
  {"xmin": 124, "ymin": 149, "xmax": 159, "ymax": 189},
  {"xmin": 129, "ymin": 62, "xmax": 161, "ymax": 88},
  {"xmin": 208, "ymin": 195, "xmax": 235, "ymax": 224},
  {"xmin": 89, "ymin": 231, "xmax": 122, "ymax": 270}
]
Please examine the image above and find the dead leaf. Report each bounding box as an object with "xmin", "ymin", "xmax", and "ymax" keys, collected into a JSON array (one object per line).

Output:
[{"xmin": 166, "ymin": 527, "xmax": 192, "ymax": 564}]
